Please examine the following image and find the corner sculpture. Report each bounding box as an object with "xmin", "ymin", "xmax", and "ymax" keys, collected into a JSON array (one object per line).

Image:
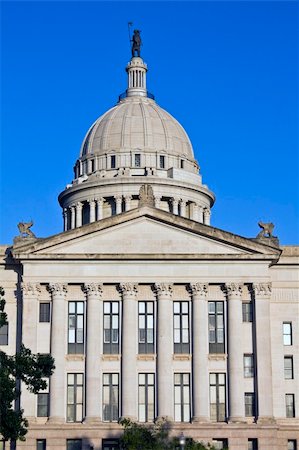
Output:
[
  {"xmin": 17, "ymin": 221, "xmax": 36, "ymax": 238},
  {"xmin": 138, "ymin": 184, "xmax": 155, "ymax": 207},
  {"xmin": 131, "ymin": 29, "xmax": 142, "ymax": 57},
  {"xmin": 256, "ymin": 221, "xmax": 274, "ymax": 238}
]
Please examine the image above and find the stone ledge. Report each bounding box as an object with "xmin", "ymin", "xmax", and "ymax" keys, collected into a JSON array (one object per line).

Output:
[
  {"xmin": 208, "ymin": 353, "xmax": 227, "ymax": 361},
  {"xmin": 173, "ymin": 354, "xmax": 191, "ymax": 361},
  {"xmin": 137, "ymin": 354, "xmax": 156, "ymax": 361},
  {"xmin": 101, "ymin": 355, "xmax": 120, "ymax": 361},
  {"xmin": 65, "ymin": 354, "xmax": 85, "ymax": 361}
]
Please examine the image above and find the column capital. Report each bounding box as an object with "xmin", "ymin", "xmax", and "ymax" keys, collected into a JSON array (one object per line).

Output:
[
  {"xmin": 115, "ymin": 194, "xmax": 123, "ymax": 201},
  {"xmin": 88, "ymin": 198, "xmax": 96, "ymax": 205},
  {"xmin": 95, "ymin": 196, "xmax": 104, "ymax": 204},
  {"xmin": 224, "ymin": 282, "xmax": 243, "ymax": 298},
  {"xmin": 154, "ymin": 282, "xmax": 173, "ymax": 298},
  {"xmin": 47, "ymin": 283, "xmax": 68, "ymax": 296},
  {"xmin": 252, "ymin": 282, "xmax": 272, "ymax": 297},
  {"xmin": 83, "ymin": 283, "xmax": 103, "ymax": 298},
  {"xmin": 21, "ymin": 282, "xmax": 41, "ymax": 297},
  {"xmin": 119, "ymin": 282, "xmax": 138, "ymax": 298},
  {"xmin": 189, "ymin": 283, "xmax": 208, "ymax": 298},
  {"xmin": 124, "ymin": 194, "xmax": 132, "ymax": 201},
  {"xmin": 76, "ymin": 201, "xmax": 83, "ymax": 210},
  {"xmin": 203, "ymin": 207, "xmax": 210, "ymax": 216},
  {"xmin": 172, "ymin": 197, "xmax": 179, "ymax": 205}
]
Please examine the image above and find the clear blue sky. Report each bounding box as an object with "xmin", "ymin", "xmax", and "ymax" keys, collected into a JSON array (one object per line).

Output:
[{"xmin": 1, "ymin": 1, "xmax": 298, "ymax": 244}]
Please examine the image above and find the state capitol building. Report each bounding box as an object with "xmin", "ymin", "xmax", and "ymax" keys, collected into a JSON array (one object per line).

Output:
[{"xmin": 1, "ymin": 35, "xmax": 298, "ymax": 450}]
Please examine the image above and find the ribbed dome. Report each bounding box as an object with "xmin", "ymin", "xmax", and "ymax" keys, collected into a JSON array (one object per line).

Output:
[{"xmin": 80, "ymin": 96, "xmax": 194, "ymax": 159}]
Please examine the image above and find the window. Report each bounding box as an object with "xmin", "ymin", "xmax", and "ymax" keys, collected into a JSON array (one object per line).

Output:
[
  {"xmin": 103, "ymin": 373, "xmax": 119, "ymax": 422},
  {"xmin": 37, "ymin": 379, "xmax": 49, "ymax": 417},
  {"xmin": 68, "ymin": 302, "xmax": 84, "ymax": 354},
  {"xmin": 174, "ymin": 373, "xmax": 190, "ymax": 422},
  {"xmin": 286, "ymin": 394, "xmax": 295, "ymax": 418},
  {"xmin": 39, "ymin": 303, "xmax": 50, "ymax": 322},
  {"xmin": 138, "ymin": 373, "xmax": 155, "ymax": 422},
  {"xmin": 173, "ymin": 302, "xmax": 190, "ymax": 353},
  {"xmin": 245, "ymin": 393, "xmax": 255, "ymax": 417},
  {"xmin": 180, "ymin": 159, "xmax": 184, "ymax": 169},
  {"xmin": 67, "ymin": 440, "xmax": 82, "ymax": 450},
  {"xmin": 91, "ymin": 159, "xmax": 95, "ymax": 172},
  {"xmin": 211, "ymin": 439, "xmax": 228, "ymax": 450},
  {"xmin": 209, "ymin": 302, "xmax": 225, "ymax": 353},
  {"xmin": 283, "ymin": 323, "xmax": 292, "ymax": 346},
  {"xmin": 248, "ymin": 439, "xmax": 258, "ymax": 450},
  {"xmin": 102, "ymin": 439, "xmax": 119, "ymax": 450},
  {"xmin": 288, "ymin": 440, "xmax": 297, "ymax": 450},
  {"xmin": 135, "ymin": 154, "xmax": 141, "ymax": 167},
  {"xmin": 138, "ymin": 302, "xmax": 154, "ymax": 353},
  {"xmin": 67, "ymin": 373, "xmax": 84, "ymax": 422},
  {"xmin": 284, "ymin": 356, "xmax": 294, "ymax": 379},
  {"xmin": 111, "ymin": 155, "xmax": 116, "ymax": 169},
  {"xmin": 242, "ymin": 302, "xmax": 253, "ymax": 322},
  {"xmin": 0, "ymin": 323, "xmax": 8, "ymax": 345},
  {"xmin": 36, "ymin": 440, "xmax": 46, "ymax": 450},
  {"xmin": 159, "ymin": 155, "xmax": 165, "ymax": 168},
  {"xmin": 104, "ymin": 302, "xmax": 119, "ymax": 354},
  {"xmin": 210, "ymin": 373, "xmax": 226, "ymax": 422},
  {"xmin": 244, "ymin": 354, "xmax": 254, "ymax": 378}
]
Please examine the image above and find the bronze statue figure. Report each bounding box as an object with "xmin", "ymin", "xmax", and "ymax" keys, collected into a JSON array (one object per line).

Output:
[{"xmin": 132, "ymin": 29, "xmax": 141, "ymax": 57}]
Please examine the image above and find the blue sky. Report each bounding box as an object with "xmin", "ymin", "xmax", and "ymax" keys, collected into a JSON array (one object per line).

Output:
[{"xmin": 1, "ymin": 1, "xmax": 298, "ymax": 244}]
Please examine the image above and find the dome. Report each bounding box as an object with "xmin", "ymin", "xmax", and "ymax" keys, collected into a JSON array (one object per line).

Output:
[{"xmin": 80, "ymin": 96, "xmax": 194, "ymax": 160}]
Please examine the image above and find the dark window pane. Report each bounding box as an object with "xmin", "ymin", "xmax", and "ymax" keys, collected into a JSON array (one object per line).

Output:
[
  {"xmin": 67, "ymin": 440, "xmax": 82, "ymax": 450},
  {"xmin": 36, "ymin": 439, "xmax": 46, "ymax": 450},
  {"xmin": 39, "ymin": 303, "xmax": 50, "ymax": 322},
  {"xmin": 0, "ymin": 323, "xmax": 8, "ymax": 345}
]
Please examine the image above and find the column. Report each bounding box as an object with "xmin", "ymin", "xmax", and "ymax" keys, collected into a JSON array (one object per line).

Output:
[
  {"xmin": 155, "ymin": 283, "xmax": 173, "ymax": 420},
  {"xmin": 154, "ymin": 196, "xmax": 161, "ymax": 209},
  {"xmin": 252, "ymin": 283, "xmax": 274, "ymax": 422},
  {"xmin": 89, "ymin": 199, "xmax": 96, "ymax": 223},
  {"xmin": 115, "ymin": 195, "xmax": 122, "ymax": 215},
  {"xmin": 192, "ymin": 203, "xmax": 199, "ymax": 221},
  {"xmin": 70, "ymin": 205, "xmax": 76, "ymax": 229},
  {"xmin": 76, "ymin": 202, "xmax": 83, "ymax": 227},
  {"xmin": 124, "ymin": 195, "xmax": 132, "ymax": 212},
  {"xmin": 190, "ymin": 283, "xmax": 209, "ymax": 422},
  {"xmin": 48, "ymin": 283, "xmax": 67, "ymax": 423},
  {"xmin": 96, "ymin": 197, "xmax": 103, "ymax": 220},
  {"xmin": 203, "ymin": 208, "xmax": 211, "ymax": 225},
  {"xmin": 226, "ymin": 282, "xmax": 244, "ymax": 422},
  {"xmin": 120, "ymin": 283, "xmax": 138, "ymax": 419},
  {"xmin": 180, "ymin": 200, "xmax": 187, "ymax": 218},
  {"xmin": 172, "ymin": 198, "xmax": 179, "ymax": 215},
  {"xmin": 63, "ymin": 208, "xmax": 68, "ymax": 231},
  {"xmin": 84, "ymin": 283, "xmax": 103, "ymax": 422},
  {"xmin": 21, "ymin": 283, "xmax": 41, "ymax": 419},
  {"xmin": 198, "ymin": 206, "xmax": 204, "ymax": 223}
]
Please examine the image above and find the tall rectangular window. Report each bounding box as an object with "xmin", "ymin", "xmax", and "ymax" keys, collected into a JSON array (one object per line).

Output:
[
  {"xmin": 103, "ymin": 373, "xmax": 119, "ymax": 422},
  {"xmin": 37, "ymin": 379, "xmax": 49, "ymax": 417},
  {"xmin": 173, "ymin": 302, "xmax": 190, "ymax": 353},
  {"xmin": 39, "ymin": 303, "xmax": 50, "ymax": 323},
  {"xmin": 103, "ymin": 302, "xmax": 119, "ymax": 354},
  {"xmin": 210, "ymin": 373, "xmax": 226, "ymax": 422},
  {"xmin": 68, "ymin": 302, "xmax": 84, "ymax": 354},
  {"xmin": 244, "ymin": 354, "xmax": 254, "ymax": 378},
  {"xmin": 286, "ymin": 394, "xmax": 295, "ymax": 418},
  {"xmin": 0, "ymin": 323, "xmax": 8, "ymax": 345},
  {"xmin": 174, "ymin": 373, "xmax": 190, "ymax": 422},
  {"xmin": 135, "ymin": 154, "xmax": 141, "ymax": 167},
  {"xmin": 209, "ymin": 302, "xmax": 225, "ymax": 353},
  {"xmin": 138, "ymin": 302, "xmax": 154, "ymax": 354},
  {"xmin": 288, "ymin": 440, "xmax": 297, "ymax": 450},
  {"xmin": 242, "ymin": 302, "xmax": 253, "ymax": 322},
  {"xmin": 283, "ymin": 323, "xmax": 293, "ymax": 346},
  {"xmin": 284, "ymin": 356, "xmax": 294, "ymax": 379},
  {"xmin": 111, "ymin": 155, "xmax": 116, "ymax": 169},
  {"xmin": 36, "ymin": 440, "xmax": 46, "ymax": 450},
  {"xmin": 67, "ymin": 440, "xmax": 82, "ymax": 450},
  {"xmin": 159, "ymin": 155, "xmax": 165, "ymax": 168},
  {"xmin": 67, "ymin": 373, "xmax": 84, "ymax": 422},
  {"xmin": 102, "ymin": 440, "xmax": 120, "ymax": 450},
  {"xmin": 138, "ymin": 373, "xmax": 155, "ymax": 422},
  {"xmin": 248, "ymin": 439, "xmax": 258, "ymax": 450},
  {"xmin": 244, "ymin": 393, "xmax": 255, "ymax": 417}
]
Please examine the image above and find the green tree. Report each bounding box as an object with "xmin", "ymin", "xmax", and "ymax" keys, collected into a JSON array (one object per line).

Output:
[{"xmin": 0, "ymin": 286, "xmax": 55, "ymax": 442}]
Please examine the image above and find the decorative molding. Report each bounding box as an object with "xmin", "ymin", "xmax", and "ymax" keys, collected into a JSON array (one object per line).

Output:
[
  {"xmin": 208, "ymin": 353, "xmax": 227, "ymax": 361},
  {"xmin": 21, "ymin": 282, "xmax": 41, "ymax": 296},
  {"xmin": 173, "ymin": 354, "xmax": 191, "ymax": 361},
  {"xmin": 137, "ymin": 355, "xmax": 156, "ymax": 361},
  {"xmin": 154, "ymin": 283, "xmax": 173, "ymax": 298},
  {"xmin": 225, "ymin": 283, "xmax": 243, "ymax": 298},
  {"xmin": 101, "ymin": 355, "xmax": 120, "ymax": 361},
  {"xmin": 119, "ymin": 282, "xmax": 138, "ymax": 298},
  {"xmin": 47, "ymin": 283, "xmax": 68, "ymax": 296},
  {"xmin": 189, "ymin": 283, "xmax": 208, "ymax": 297},
  {"xmin": 65, "ymin": 354, "xmax": 85, "ymax": 362},
  {"xmin": 83, "ymin": 283, "xmax": 103, "ymax": 298},
  {"xmin": 252, "ymin": 282, "xmax": 272, "ymax": 297}
]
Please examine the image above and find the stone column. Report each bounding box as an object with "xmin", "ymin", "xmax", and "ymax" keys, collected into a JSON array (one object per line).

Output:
[
  {"xmin": 190, "ymin": 283, "xmax": 209, "ymax": 422},
  {"xmin": 115, "ymin": 195, "xmax": 122, "ymax": 215},
  {"xmin": 76, "ymin": 202, "xmax": 83, "ymax": 227},
  {"xmin": 203, "ymin": 208, "xmax": 211, "ymax": 225},
  {"xmin": 226, "ymin": 282, "xmax": 244, "ymax": 422},
  {"xmin": 84, "ymin": 283, "xmax": 103, "ymax": 423},
  {"xmin": 89, "ymin": 199, "xmax": 96, "ymax": 223},
  {"xmin": 192, "ymin": 203, "xmax": 199, "ymax": 221},
  {"xmin": 252, "ymin": 283, "xmax": 274, "ymax": 422},
  {"xmin": 96, "ymin": 197, "xmax": 104, "ymax": 221},
  {"xmin": 63, "ymin": 208, "xmax": 68, "ymax": 231},
  {"xmin": 154, "ymin": 196, "xmax": 161, "ymax": 209},
  {"xmin": 120, "ymin": 283, "xmax": 138, "ymax": 419},
  {"xmin": 180, "ymin": 200, "xmax": 187, "ymax": 218},
  {"xmin": 48, "ymin": 283, "xmax": 67, "ymax": 423},
  {"xmin": 124, "ymin": 195, "xmax": 132, "ymax": 212},
  {"xmin": 70, "ymin": 205, "xmax": 76, "ymax": 229},
  {"xmin": 198, "ymin": 206, "xmax": 204, "ymax": 223},
  {"xmin": 155, "ymin": 283, "xmax": 173, "ymax": 420},
  {"xmin": 172, "ymin": 198, "xmax": 179, "ymax": 215},
  {"xmin": 21, "ymin": 283, "xmax": 42, "ymax": 419}
]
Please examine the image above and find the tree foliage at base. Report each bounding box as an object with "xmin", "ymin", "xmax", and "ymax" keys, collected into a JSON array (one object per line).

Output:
[
  {"xmin": 0, "ymin": 287, "xmax": 55, "ymax": 442},
  {"xmin": 119, "ymin": 418, "xmax": 218, "ymax": 450}
]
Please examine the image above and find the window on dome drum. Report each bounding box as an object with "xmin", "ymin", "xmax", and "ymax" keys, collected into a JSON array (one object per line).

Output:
[
  {"xmin": 138, "ymin": 302, "xmax": 154, "ymax": 354},
  {"xmin": 211, "ymin": 439, "xmax": 228, "ymax": 450},
  {"xmin": 244, "ymin": 354, "xmax": 254, "ymax": 378},
  {"xmin": 180, "ymin": 159, "xmax": 184, "ymax": 169},
  {"xmin": 39, "ymin": 303, "xmax": 50, "ymax": 322},
  {"xmin": 103, "ymin": 373, "xmax": 119, "ymax": 422},
  {"xmin": 286, "ymin": 394, "xmax": 295, "ymax": 418},
  {"xmin": 66, "ymin": 440, "xmax": 82, "ymax": 450},
  {"xmin": 283, "ymin": 322, "xmax": 293, "ymax": 346},
  {"xmin": 68, "ymin": 302, "xmax": 84, "ymax": 354},
  {"xmin": 242, "ymin": 302, "xmax": 253, "ymax": 322},
  {"xmin": 111, "ymin": 155, "xmax": 116, "ymax": 169},
  {"xmin": 0, "ymin": 323, "xmax": 8, "ymax": 345},
  {"xmin": 244, "ymin": 393, "xmax": 255, "ymax": 417},
  {"xmin": 174, "ymin": 373, "xmax": 190, "ymax": 422},
  {"xmin": 36, "ymin": 440, "xmax": 46, "ymax": 450},
  {"xmin": 248, "ymin": 439, "xmax": 258, "ymax": 450},
  {"xmin": 91, "ymin": 159, "xmax": 95, "ymax": 172},
  {"xmin": 67, "ymin": 373, "xmax": 84, "ymax": 422},
  {"xmin": 210, "ymin": 373, "xmax": 226, "ymax": 422},
  {"xmin": 173, "ymin": 301, "xmax": 190, "ymax": 353},
  {"xmin": 209, "ymin": 302, "xmax": 225, "ymax": 353},
  {"xmin": 138, "ymin": 373, "xmax": 155, "ymax": 422},
  {"xmin": 102, "ymin": 439, "xmax": 120, "ymax": 450},
  {"xmin": 103, "ymin": 302, "xmax": 119, "ymax": 354},
  {"xmin": 135, "ymin": 153, "xmax": 141, "ymax": 167},
  {"xmin": 159, "ymin": 155, "xmax": 165, "ymax": 168},
  {"xmin": 37, "ymin": 378, "xmax": 49, "ymax": 417},
  {"xmin": 288, "ymin": 440, "xmax": 297, "ymax": 450},
  {"xmin": 284, "ymin": 356, "xmax": 294, "ymax": 379}
]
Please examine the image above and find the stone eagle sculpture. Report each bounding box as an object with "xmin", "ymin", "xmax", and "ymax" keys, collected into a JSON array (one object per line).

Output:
[
  {"xmin": 17, "ymin": 221, "xmax": 36, "ymax": 238},
  {"xmin": 256, "ymin": 221, "xmax": 274, "ymax": 238}
]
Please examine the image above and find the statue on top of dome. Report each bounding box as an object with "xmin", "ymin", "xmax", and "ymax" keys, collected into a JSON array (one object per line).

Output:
[{"xmin": 131, "ymin": 29, "xmax": 142, "ymax": 58}]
